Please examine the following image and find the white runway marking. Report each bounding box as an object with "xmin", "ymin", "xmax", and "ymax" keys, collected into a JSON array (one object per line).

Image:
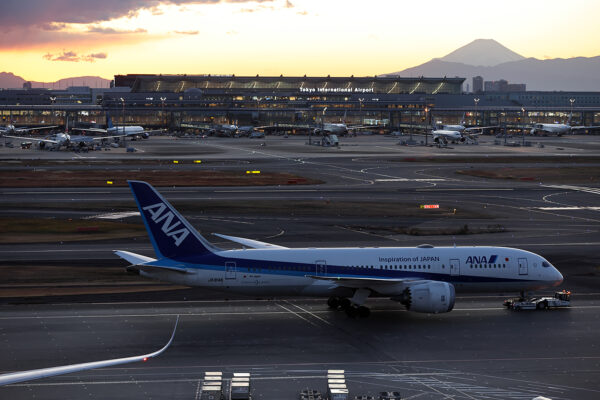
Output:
[
  {"xmin": 542, "ymin": 184, "xmax": 600, "ymax": 195},
  {"xmin": 84, "ymin": 211, "xmax": 140, "ymax": 220},
  {"xmin": 375, "ymin": 178, "xmax": 445, "ymax": 182},
  {"xmin": 537, "ymin": 206, "xmax": 600, "ymax": 211}
]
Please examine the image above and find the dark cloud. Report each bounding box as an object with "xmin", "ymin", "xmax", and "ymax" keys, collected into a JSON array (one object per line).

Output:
[
  {"xmin": 43, "ymin": 50, "xmax": 108, "ymax": 62},
  {"xmin": 0, "ymin": 0, "xmax": 272, "ymax": 28}
]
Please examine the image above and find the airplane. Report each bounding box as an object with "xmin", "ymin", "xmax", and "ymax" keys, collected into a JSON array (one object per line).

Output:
[
  {"xmin": 1, "ymin": 131, "xmax": 127, "ymax": 150},
  {"xmin": 529, "ymin": 122, "xmax": 600, "ymax": 136},
  {"xmin": 71, "ymin": 115, "xmax": 153, "ymax": 139},
  {"xmin": 0, "ymin": 317, "xmax": 177, "ymax": 386},
  {"xmin": 2, "ymin": 116, "xmax": 148, "ymax": 150},
  {"xmin": 0, "ymin": 124, "xmax": 59, "ymax": 135},
  {"xmin": 180, "ymin": 122, "xmax": 238, "ymax": 137},
  {"xmin": 115, "ymin": 181, "xmax": 564, "ymax": 318}
]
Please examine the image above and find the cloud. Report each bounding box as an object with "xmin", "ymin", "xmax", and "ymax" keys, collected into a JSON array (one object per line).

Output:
[
  {"xmin": 172, "ymin": 30, "xmax": 199, "ymax": 35},
  {"xmin": 87, "ymin": 26, "xmax": 148, "ymax": 34},
  {"xmin": 0, "ymin": 1, "xmax": 272, "ymax": 28},
  {"xmin": 43, "ymin": 50, "xmax": 108, "ymax": 62}
]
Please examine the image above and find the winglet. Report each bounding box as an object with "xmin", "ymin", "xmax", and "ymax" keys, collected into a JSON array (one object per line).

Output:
[{"xmin": 0, "ymin": 316, "xmax": 179, "ymax": 386}]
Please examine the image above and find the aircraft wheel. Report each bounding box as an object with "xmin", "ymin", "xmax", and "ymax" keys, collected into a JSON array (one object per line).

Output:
[
  {"xmin": 358, "ymin": 306, "xmax": 371, "ymax": 318},
  {"xmin": 537, "ymin": 302, "xmax": 547, "ymax": 310},
  {"xmin": 345, "ymin": 306, "xmax": 359, "ymax": 318},
  {"xmin": 339, "ymin": 297, "xmax": 351, "ymax": 311},
  {"xmin": 327, "ymin": 296, "xmax": 340, "ymax": 309}
]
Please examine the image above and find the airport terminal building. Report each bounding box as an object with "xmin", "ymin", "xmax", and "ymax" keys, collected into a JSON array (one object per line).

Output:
[{"xmin": 1, "ymin": 74, "xmax": 600, "ymax": 131}]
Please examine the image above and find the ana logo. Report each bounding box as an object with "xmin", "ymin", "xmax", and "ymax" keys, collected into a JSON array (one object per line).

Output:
[
  {"xmin": 142, "ymin": 202, "xmax": 190, "ymax": 247},
  {"xmin": 466, "ymin": 255, "xmax": 498, "ymax": 264}
]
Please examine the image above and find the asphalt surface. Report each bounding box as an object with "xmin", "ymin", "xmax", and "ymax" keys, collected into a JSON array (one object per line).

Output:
[{"xmin": 1, "ymin": 134, "xmax": 599, "ymax": 399}]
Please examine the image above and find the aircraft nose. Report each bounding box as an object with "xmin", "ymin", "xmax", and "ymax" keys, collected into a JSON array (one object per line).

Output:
[{"xmin": 550, "ymin": 266, "xmax": 563, "ymax": 287}]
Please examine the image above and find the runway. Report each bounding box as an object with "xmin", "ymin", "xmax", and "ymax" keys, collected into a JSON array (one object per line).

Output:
[
  {"xmin": 2, "ymin": 296, "xmax": 600, "ymax": 400},
  {"xmin": 1, "ymin": 134, "xmax": 599, "ymax": 398}
]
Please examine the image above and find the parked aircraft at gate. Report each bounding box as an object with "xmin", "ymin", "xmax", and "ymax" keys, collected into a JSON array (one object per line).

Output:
[{"xmin": 116, "ymin": 181, "xmax": 563, "ymax": 317}]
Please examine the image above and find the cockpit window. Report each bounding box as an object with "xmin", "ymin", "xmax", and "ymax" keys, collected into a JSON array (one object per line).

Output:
[{"xmin": 542, "ymin": 261, "xmax": 551, "ymax": 268}]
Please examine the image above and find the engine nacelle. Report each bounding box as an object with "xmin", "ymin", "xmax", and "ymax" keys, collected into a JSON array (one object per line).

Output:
[{"xmin": 399, "ymin": 282, "xmax": 455, "ymax": 313}]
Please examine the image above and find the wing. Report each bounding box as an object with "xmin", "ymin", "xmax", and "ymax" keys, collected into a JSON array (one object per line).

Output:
[
  {"xmin": 306, "ymin": 275, "xmax": 430, "ymax": 295},
  {"xmin": 0, "ymin": 317, "xmax": 178, "ymax": 386},
  {"xmin": 1, "ymin": 134, "xmax": 58, "ymax": 144},
  {"xmin": 212, "ymin": 233, "xmax": 288, "ymax": 249},
  {"xmin": 71, "ymin": 127, "xmax": 108, "ymax": 133}
]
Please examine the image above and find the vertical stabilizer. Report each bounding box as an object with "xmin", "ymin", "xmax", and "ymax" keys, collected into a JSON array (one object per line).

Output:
[{"xmin": 128, "ymin": 180, "xmax": 219, "ymax": 260}]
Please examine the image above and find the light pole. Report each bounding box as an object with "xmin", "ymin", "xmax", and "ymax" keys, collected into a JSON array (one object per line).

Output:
[
  {"xmin": 569, "ymin": 98, "xmax": 575, "ymax": 124},
  {"xmin": 119, "ymin": 97, "xmax": 125, "ymax": 134},
  {"xmin": 424, "ymin": 106, "xmax": 429, "ymax": 146},
  {"xmin": 358, "ymin": 98, "xmax": 364, "ymax": 125},
  {"xmin": 256, "ymin": 97, "xmax": 262, "ymax": 125},
  {"xmin": 521, "ymin": 107, "xmax": 526, "ymax": 145},
  {"xmin": 474, "ymin": 97, "xmax": 480, "ymax": 126},
  {"xmin": 160, "ymin": 97, "xmax": 167, "ymax": 130}
]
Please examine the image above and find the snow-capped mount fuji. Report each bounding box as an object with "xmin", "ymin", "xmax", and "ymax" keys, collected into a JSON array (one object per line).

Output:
[
  {"xmin": 439, "ymin": 39, "xmax": 525, "ymax": 67},
  {"xmin": 385, "ymin": 39, "xmax": 600, "ymax": 91}
]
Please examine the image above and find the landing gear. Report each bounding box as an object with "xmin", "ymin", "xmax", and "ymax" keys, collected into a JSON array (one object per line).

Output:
[
  {"xmin": 327, "ymin": 296, "xmax": 371, "ymax": 318},
  {"xmin": 327, "ymin": 296, "xmax": 340, "ymax": 309}
]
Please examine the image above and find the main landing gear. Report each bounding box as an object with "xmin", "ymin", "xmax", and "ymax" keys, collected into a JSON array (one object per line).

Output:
[{"xmin": 327, "ymin": 296, "xmax": 371, "ymax": 318}]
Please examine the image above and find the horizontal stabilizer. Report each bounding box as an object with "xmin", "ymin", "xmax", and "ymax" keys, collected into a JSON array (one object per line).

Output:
[
  {"xmin": 212, "ymin": 233, "xmax": 288, "ymax": 249},
  {"xmin": 114, "ymin": 250, "xmax": 156, "ymax": 265}
]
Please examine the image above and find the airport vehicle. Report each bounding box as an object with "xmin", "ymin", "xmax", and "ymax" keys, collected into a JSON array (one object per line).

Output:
[
  {"xmin": 504, "ymin": 290, "xmax": 571, "ymax": 310},
  {"xmin": 116, "ymin": 181, "xmax": 563, "ymax": 317},
  {"xmin": 0, "ymin": 317, "xmax": 177, "ymax": 386},
  {"xmin": 249, "ymin": 130, "xmax": 265, "ymax": 139}
]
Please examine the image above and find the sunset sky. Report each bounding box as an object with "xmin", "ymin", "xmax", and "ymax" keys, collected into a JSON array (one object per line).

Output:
[{"xmin": 1, "ymin": 0, "xmax": 599, "ymax": 82}]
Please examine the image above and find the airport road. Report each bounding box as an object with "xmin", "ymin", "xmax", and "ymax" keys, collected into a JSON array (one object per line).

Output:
[{"xmin": 1, "ymin": 296, "xmax": 599, "ymax": 400}]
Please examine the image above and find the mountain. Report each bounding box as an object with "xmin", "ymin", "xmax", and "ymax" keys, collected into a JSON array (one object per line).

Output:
[
  {"xmin": 0, "ymin": 72, "xmax": 111, "ymax": 89},
  {"xmin": 385, "ymin": 40, "xmax": 600, "ymax": 91},
  {"xmin": 439, "ymin": 39, "xmax": 525, "ymax": 67}
]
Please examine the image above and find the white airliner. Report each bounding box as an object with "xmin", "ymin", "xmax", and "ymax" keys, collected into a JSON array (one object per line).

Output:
[
  {"xmin": 0, "ymin": 124, "xmax": 58, "ymax": 135},
  {"xmin": 115, "ymin": 181, "xmax": 563, "ymax": 317},
  {"xmin": 530, "ymin": 122, "xmax": 600, "ymax": 136},
  {"xmin": 71, "ymin": 115, "xmax": 153, "ymax": 139}
]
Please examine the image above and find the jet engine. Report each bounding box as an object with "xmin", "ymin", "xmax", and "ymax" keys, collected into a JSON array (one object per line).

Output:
[{"xmin": 396, "ymin": 281, "xmax": 455, "ymax": 313}]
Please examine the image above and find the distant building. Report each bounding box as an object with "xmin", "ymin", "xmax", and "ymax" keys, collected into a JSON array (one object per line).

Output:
[
  {"xmin": 484, "ymin": 79, "xmax": 526, "ymax": 92},
  {"xmin": 22, "ymin": 81, "xmax": 32, "ymax": 90},
  {"xmin": 507, "ymin": 83, "xmax": 526, "ymax": 91},
  {"xmin": 473, "ymin": 76, "xmax": 483, "ymax": 93}
]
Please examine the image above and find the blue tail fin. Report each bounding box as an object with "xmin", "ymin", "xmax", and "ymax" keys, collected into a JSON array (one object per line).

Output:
[
  {"xmin": 107, "ymin": 113, "xmax": 114, "ymax": 129},
  {"xmin": 128, "ymin": 181, "xmax": 219, "ymax": 260}
]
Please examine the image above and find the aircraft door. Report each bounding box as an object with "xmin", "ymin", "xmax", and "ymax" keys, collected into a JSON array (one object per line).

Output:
[
  {"xmin": 315, "ymin": 260, "xmax": 327, "ymax": 276},
  {"xmin": 518, "ymin": 258, "xmax": 528, "ymax": 275},
  {"xmin": 225, "ymin": 261, "xmax": 236, "ymax": 280},
  {"xmin": 449, "ymin": 258, "xmax": 460, "ymax": 276}
]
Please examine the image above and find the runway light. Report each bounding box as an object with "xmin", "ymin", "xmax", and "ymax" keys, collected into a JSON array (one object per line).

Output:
[
  {"xmin": 106, "ymin": 181, "xmax": 113, "ymax": 185},
  {"xmin": 420, "ymin": 204, "xmax": 439, "ymax": 209},
  {"xmin": 173, "ymin": 160, "xmax": 179, "ymax": 164},
  {"xmin": 194, "ymin": 160, "xmax": 202, "ymax": 164},
  {"xmin": 246, "ymin": 170, "xmax": 261, "ymax": 174}
]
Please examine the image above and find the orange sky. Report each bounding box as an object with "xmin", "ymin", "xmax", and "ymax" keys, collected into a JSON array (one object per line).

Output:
[{"xmin": 1, "ymin": 0, "xmax": 599, "ymax": 82}]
